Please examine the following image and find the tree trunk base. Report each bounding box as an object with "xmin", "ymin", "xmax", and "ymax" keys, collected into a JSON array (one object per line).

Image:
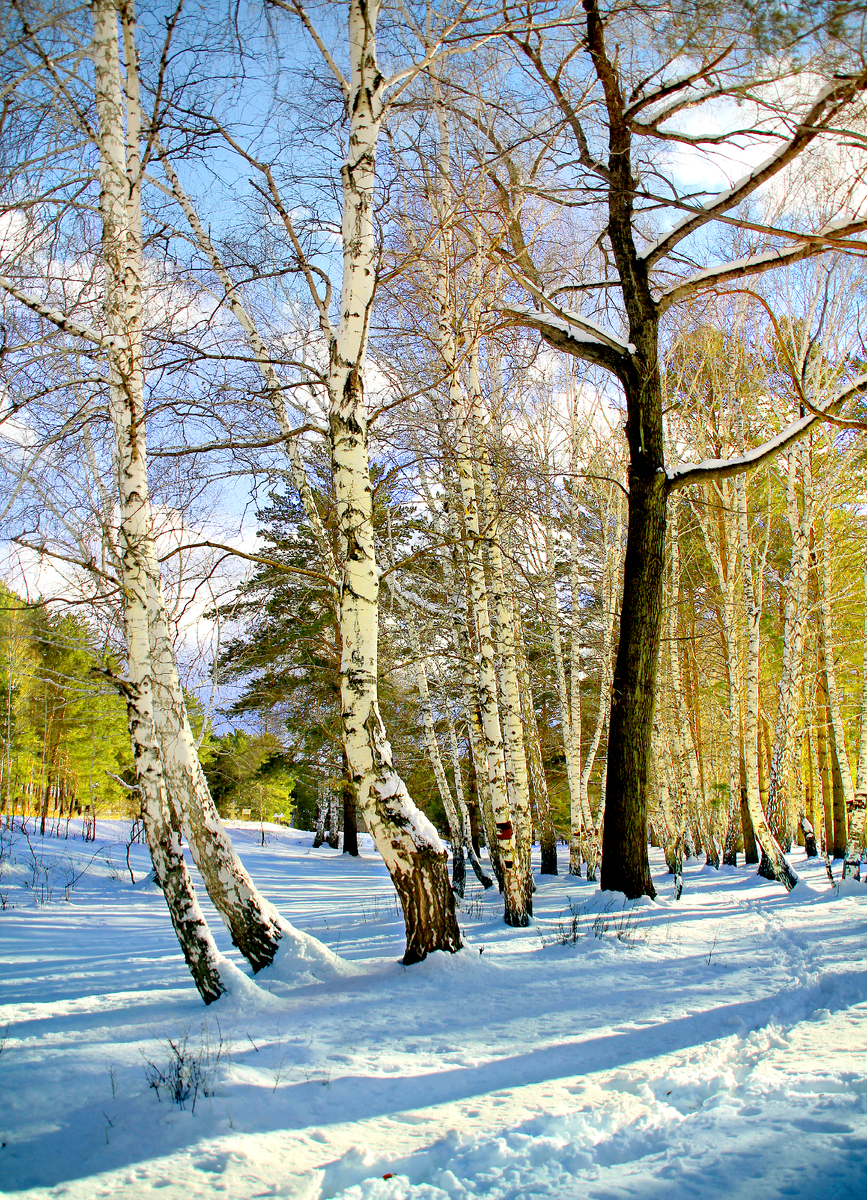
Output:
[
  {"xmin": 841, "ymin": 855, "xmax": 862, "ymax": 881},
  {"xmin": 467, "ymin": 844, "xmax": 494, "ymax": 889},
  {"xmin": 452, "ymin": 844, "xmax": 466, "ymax": 897},
  {"xmin": 539, "ymin": 839, "xmax": 558, "ymax": 875},
  {"xmin": 757, "ymin": 847, "xmax": 798, "ymax": 892},
  {"xmin": 394, "ymin": 849, "xmax": 463, "ymax": 965},
  {"xmin": 601, "ymin": 858, "xmax": 656, "ymax": 901}
]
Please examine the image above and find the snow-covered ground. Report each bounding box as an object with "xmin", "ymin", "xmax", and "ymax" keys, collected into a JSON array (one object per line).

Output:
[{"xmin": 1, "ymin": 819, "xmax": 866, "ymax": 1199}]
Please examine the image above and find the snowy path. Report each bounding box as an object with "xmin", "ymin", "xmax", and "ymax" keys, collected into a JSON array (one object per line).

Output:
[{"xmin": 1, "ymin": 823, "xmax": 865, "ymax": 1198}]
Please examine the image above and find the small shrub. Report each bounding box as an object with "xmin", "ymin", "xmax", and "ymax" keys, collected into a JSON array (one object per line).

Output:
[
  {"xmin": 142, "ymin": 1019, "xmax": 229, "ymax": 1113},
  {"xmin": 103, "ymin": 853, "xmax": 124, "ymax": 882},
  {"xmin": 458, "ymin": 889, "xmax": 486, "ymax": 919},
  {"xmin": 358, "ymin": 891, "xmax": 401, "ymax": 922},
  {"xmin": 541, "ymin": 896, "xmax": 650, "ymax": 949}
]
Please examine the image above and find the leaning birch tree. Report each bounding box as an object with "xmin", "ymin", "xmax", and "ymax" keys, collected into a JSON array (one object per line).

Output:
[{"xmin": 0, "ymin": 0, "xmax": 340, "ymax": 988}]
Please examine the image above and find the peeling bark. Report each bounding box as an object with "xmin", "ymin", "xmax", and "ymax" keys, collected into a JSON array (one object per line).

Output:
[
  {"xmin": 91, "ymin": 0, "xmax": 224, "ymax": 1002},
  {"xmin": 325, "ymin": 0, "xmax": 460, "ymax": 959}
]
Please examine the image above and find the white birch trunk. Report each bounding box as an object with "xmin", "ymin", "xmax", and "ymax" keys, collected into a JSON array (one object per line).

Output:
[
  {"xmin": 653, "ymin": 717, "xmax": 684, "ymax": 893},
  {"xmin": 402, "ymin": 601, "xmax": 466, "ymax": 892},
  {"xmin": 448, "ymin": 403, "xmax": 523, "ymax": 921},
  {"xmin": 91, "ymin": 0, "xmax": 343, "ymax": 985},
  {"xmin": 313, "ymin": 787, "xmax": 327, "ymax": 848},
  {"xmin": 543, "ymin": 509, "xmax": 583, "ymax": 872},
  {"xmin": 438, "ymin": 447, "xmax": 502, "ymax": 880},
  {"xmin": 412, "ymin": 435, "xmax": 497, "ymax": 886},
  {"xmin": 147, "ymin": 594, "xmax": 296, "ymax": 969},
  {"xmin": 445, "ymin": 712, "xmax": 493, "ymax": 889},
  {"xmin": 456, "ymin": 596, "xmax": 502, "ymax": 881},
  {"xmin": 429, "ymin": 136, "xmax": 524, "ymax": 925},
  {"xmin": 472, "ymin": 394, "xmax": 533, "ymax": 903},
  {"xmin": 667, "ymin": 500, "xmax": 714, "ymax": 862},
  {"xmin": 689, "ymin": 473, "xmax": 743, "ymax": 863},
  {"xmin": 765, "ymin": 442, "xmax": 813, "ymax": 844},
  {"xmin": 114, "ymin": 0, "xmax": 333, "ymax": 975},
  {"xmin": 735, "ymin": 464, "xmax": 798, "ymax": 890},
  {"xmin": 512, "ymin": 598, "xmax": 558, "ymax": 874},
  {"xmin": 818, "ymin": 522, "xmax": 860, "ymax": 876},
  {"xmin": 853, "ymin": 561, "xmax": 867, "ymax": 860},
  {"xmin": 92, "ymin": 0, "xmax": 224, "ymax": 1003},
  {"xmin": 581, "ymin": 480, "xmax": 624, "ymax": 879},
  {"xmin": 568, "ymin": 403, "xmax": 585, "ymax": 868},
  {"xmin": 325, "ymin": 0, "xmax": 460, "ymax": 961}
]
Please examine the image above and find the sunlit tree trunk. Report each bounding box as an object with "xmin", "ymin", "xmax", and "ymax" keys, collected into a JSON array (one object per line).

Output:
[
  {"xmin": 104, "ymin": 0, "xmax": 295, "ymax": 973},
  {"xmin": 811, "ymin": 520, "xmax": 850, "ymax": 868},
  {"xmin": 431, "ymin": 164, "xmax": 524, "ymax": 926},
  {"xmin": 400, "ymin": 597, "xmax": 466, "ymax": 894},
  {"xmin": 326, "ymin": 0, "xmax": 460, "ymax": 960},
  {"xmin": 91, "ymin": 0, "xmax": 225, "ymax": 1002},
  {"xmin": 817, "ymin": 521, "xmax": 857, "ymax": 872},
  {"xmin": 735, "ymin": 465, "xmax": 797, "ymax": 890},
  {"xmin": 444, "ymin": 711, "xmax": 493, "ymax": 889},
  {"xmin": 765, "ymin": 443, "xmax": 813, "ymax": 852},
  {"xmin": 691, "ymin": 476, "xmax": 741, "ymax": 864},
  {"xmin": 544, "ymin": 513, "xmax": 583, "ymax": 874},
  {"xmin": 582, "ymin": 479, "xmax": 623, "ymax": 880},
  {"xmin": 852, "ymin": 561, "xmax": 867, "ymax": 864},
  {"xmin": 513, "ymin": 602, "xmax": 558, "ymax": 875},
  {"xmin": 653, "ymin": 719, "xmax": 683, "ymax": 895},
  {"xmin": 473, "ymin": 402, "xmax": 533, "ymax": 901},
  {"xmin": 666, "ymin": 500, "xmax": 712, "ymax": 862}
]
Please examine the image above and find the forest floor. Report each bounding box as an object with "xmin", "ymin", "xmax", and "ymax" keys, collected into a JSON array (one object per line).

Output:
[{"xmin": 1, "ymin": 819, "xmax": 866, "ymax": 1199}]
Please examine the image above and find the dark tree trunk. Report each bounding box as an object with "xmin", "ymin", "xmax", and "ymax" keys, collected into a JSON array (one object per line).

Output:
[
  {"xmin": 392, "ymin": 847, "xmax": 463, "ymax": 965},
  {"xmin": 39, "ymin": 775, "xmax": 51, "ymax": 837},
  {"xmin": 342, "ymin": 787, "xmax": 359, "ymax": 855},
  {"xmin": 831, "ymin": 745, "xmax": 849, "ymax": 858},
  {"xmin": 539, "ymin": 839, "xmax": 559, "ymax": 876},
  {"xmin": 601, "ymin": 442, "xmax": 666, "ymax": 900},
  {"xmin": 451, "ymin": 842, "xmax": 466, "ymax": 896}
]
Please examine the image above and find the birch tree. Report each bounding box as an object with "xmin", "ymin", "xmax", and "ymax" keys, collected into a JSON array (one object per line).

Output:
[
  {"xmin": 0, "ymin": 0, "xmax": 343, "ymax": 990},
  {"xmin": 237, "ymin": 0, "xmax": 518, "ymax": 956}
]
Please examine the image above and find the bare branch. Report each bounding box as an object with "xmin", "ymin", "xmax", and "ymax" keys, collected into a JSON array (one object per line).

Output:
[{"xmin": 667, "ymin": 373, "xmax": 867, "ymax": 492}]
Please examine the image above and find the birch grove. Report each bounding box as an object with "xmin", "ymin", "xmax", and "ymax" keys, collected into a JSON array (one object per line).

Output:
[{"xmin": 1, "ymin": 0, "xmax": 867, "ymax": 1005}]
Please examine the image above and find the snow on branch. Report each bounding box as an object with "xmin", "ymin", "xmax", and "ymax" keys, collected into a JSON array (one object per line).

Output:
[
  {"xmin": 500, "ymin": 264, "xmax": 635, "ymax": 356},
  {"xmin": 667, "ymin": 373, "xmax": 867, "ymax": 492},
  {"xmin": 502, "ymin": 303, "xmax": 631, "ymax": 373},
  {"xmin": 0, "ymin": 276, "xmax": 117, "ymax": 351},
  {"xmin": 657, "ymin": 217, "xmax": 867, "ymax": 311},
  {"xmin": 624, "ymin": 45, "xmax": 734, "ymax": 122},
  {"xmin": 641, "ymin": 73, "xmax": 867, "ymax": 268}
]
